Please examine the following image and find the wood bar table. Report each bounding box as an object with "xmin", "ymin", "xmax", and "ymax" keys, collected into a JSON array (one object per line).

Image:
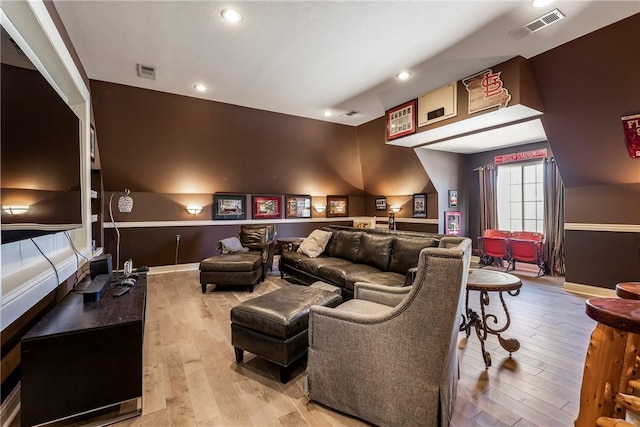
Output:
[
  {"xmin": 575, "ymin": 298, "xmax": 640, "ymax": 427},
  {"xmin": 460, "ymin": 269, "xmax": 522, "ymax": 369}
]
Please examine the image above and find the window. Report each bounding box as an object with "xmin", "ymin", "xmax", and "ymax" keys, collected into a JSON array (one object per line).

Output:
[{"xmin": 496, "ymin": 162, "xmax": 544, "ymax": 233}]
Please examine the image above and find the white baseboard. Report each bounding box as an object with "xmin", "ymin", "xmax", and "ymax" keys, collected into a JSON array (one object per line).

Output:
[
  {"xmin": 1, "ymin": 382, "xmax": 20, "ymax": 427},
  {"xmin": 563, "ymin": 281, "xmax": 616, "ymax": 298}
]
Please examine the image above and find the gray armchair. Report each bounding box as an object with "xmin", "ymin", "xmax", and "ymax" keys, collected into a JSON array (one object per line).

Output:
[{"xmin": 305, "ymin": 237, "xmax": 472, "ymax": 427}]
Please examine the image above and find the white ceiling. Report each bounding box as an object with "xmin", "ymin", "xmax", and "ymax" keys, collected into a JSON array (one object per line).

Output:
[{"xmin": 54, "ymin": 0, "xmax": 638, "ymax": 136}]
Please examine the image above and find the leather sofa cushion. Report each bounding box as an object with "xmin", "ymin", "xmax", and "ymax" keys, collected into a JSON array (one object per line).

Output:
[
  {"xmin": 388, "ymin": 237, "xmax": 439, "ymax": 274},
  {"xmin": 280, "ymin": 251, "xmax": 308, "ymax": 267},
  {"xmin": 239, "ymin": 225, "xmax": 269, "ymax": 250},
  {"xmin": 318, "ymin": 263, "xmax": 380, "ymax": 288},
  {"xmin": 230, "ymin": 286, "xmax": 342, "ymax": 339},
  {"xmin": 200, "ymin": 253, "xmax": 262, "ymax": 272},
  {"xmin": 333, "ymin": 231, "xmax": 363, "ymax": 263},
  {"xmin": 297, "ymin": 257, "xmax": 351, "ymax": 276},
  {"xmin": 344, "ymin": 271, "xmax": 406, "ymax": 291},
  {"xmin": 356, "ymin": 233, "xmax": 393, "ymax": 271}
]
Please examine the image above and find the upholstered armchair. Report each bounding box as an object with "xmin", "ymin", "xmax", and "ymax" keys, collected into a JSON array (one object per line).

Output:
[
  {"xmin": 305, "ymin": 237, "xmax": 472, "ymax": 427},
  {"xmin": 238, "ymin": 224, "xmax": 276, "ymax": 278}
]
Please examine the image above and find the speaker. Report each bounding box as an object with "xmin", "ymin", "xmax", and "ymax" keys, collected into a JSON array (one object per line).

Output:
[{"xmin": 90, "ymin": 254, "xmax": 113, "ymax": 280}]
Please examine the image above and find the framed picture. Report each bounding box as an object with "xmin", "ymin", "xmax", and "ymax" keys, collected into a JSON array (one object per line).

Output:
[
  {"xmin": 448, "ymin": 190, "xmax": 458, "ymax": 208},
  {"xmin": 413, "ymin": 193, "xmax": 426, "ymax": 218},
  {"xmin": 252, "ymin": 195, "xmax": 281, "ymax": 219},
  {"xmin": 90, "ymin": 125, "xmax": 96, "ymax": 162},
  {"xmin": 386, "ymin": 99, "xmax": 417, "ymax": 140},
  {"xmin": 375, "ymin": 197, "xmax": 387, "ymax": 211},
  {"xmin": 446, "ymin": 211, "xmax": 462, "ymax": 236},
  {"xmin": 285, "ymin": 195, "xmax": 311, "ymax": 218},
  {"xmin": 326, "ymin": 195, "xmax": 349, "ymax": 218},
  {"xmin": 213, "ymin": 194, "xmax": 246, "ymax": 220}
]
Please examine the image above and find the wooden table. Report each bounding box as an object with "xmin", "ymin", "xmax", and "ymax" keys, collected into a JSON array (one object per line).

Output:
[
  {"xmin": 276, "ymin": 237, "xmax": 305, "ymax": 254},
  {"xmin": 460, "ymin": 269, "xmax": 522, "ymax": 369}
]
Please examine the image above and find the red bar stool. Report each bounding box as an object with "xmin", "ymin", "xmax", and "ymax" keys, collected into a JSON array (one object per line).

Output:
[
  {"xmin": 616, "ymin": 282, "xmax": 640, "ymax": 300},
  {"xmin": 575, "ymin": 298, "xmax": 640, "ymax": 427}
]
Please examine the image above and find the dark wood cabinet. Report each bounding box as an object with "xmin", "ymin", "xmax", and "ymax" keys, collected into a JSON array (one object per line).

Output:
[{"xmin": 20, "ymin": 275, "xmax": 146, "ymax": 426}]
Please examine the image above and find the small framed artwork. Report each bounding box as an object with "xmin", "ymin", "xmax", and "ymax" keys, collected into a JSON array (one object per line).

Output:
[
  {"xmin": 213, "ymin": 194, "xmax": 246, "ymax": 220},
  {"xmin": 285, "ymin": 195, "xmax": 311, "ymax": 218},
  {"xmin": 326, "ymin": 195, "xmax": 349, "ymax": 218},
  {"xmin": 448, "ymin": 190, "xmax": 458, "ymax": 208},
  {"xmin": 446, "ymin": 211, "xmax": 462, "ymax": 236},
  {"xmin": 412, "ymin": 193, "xmax": 426, "ymax": 218},
  {"xmin": 375, "ymin": 197, "xmax": 387, "ymax": 211},
  {"xmin": 386, "ymin": 99, "xmax": 417, "ymax": 140},
  {"xmin": 90, "ymin": 125, "xmax": 96, "ymax": 162},
  {"xmin": 252, "ymin": 195, "xmax": 282, "ymax": 219}
]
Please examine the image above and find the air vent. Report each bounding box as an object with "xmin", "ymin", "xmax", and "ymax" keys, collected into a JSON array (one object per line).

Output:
[
  {"xmin": 339, "ymin": 111, "xmax": 359, "ymax": 118},
  {"xmin": 137, "ymin": 64, "xmax": 156, "ymax": 80},
  {"xmin": 509, "ymin": 9, "xmax": 565, "ymax": 40}
]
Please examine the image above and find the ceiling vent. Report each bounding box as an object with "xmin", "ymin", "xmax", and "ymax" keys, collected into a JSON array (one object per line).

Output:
[
  {"xmin": 509, "ymin": 9, "xmax": 565, "ymax": 40},
  {"xmin": 339, "ymin": 111, "xmax": 360, "ymax": 118},
  {"xmin": 137, "ymin": 64, "xmax": 156, "ymax": 80}
]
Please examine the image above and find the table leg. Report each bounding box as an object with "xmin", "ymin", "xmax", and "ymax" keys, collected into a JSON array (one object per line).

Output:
[{"xmin": 481, "ymin": 289, "xmax": 521, "ymax": 355}]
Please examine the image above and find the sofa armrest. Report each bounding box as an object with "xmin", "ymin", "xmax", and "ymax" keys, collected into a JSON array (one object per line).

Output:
[
  {"xmin": 404, "ymin": 267, "xmax": 418, "ymax": 286},
  {"xmin": 354, "ymin": 282, "xmax": 411, "ymax": 307}
]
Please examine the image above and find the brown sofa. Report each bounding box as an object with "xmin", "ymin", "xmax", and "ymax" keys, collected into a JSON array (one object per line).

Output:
[{"xmin": 279, "ymin": 226, "xmax": 442, "ymax": 299}]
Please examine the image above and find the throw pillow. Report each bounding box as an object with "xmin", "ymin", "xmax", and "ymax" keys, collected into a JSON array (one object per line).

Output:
[
  {"xmin": 218, "ymin": 237, "xmax": 249, "ymax": 254},
  {"xmin": 297, "ymin": 229, "xmax": 333, "ymax": 258}
]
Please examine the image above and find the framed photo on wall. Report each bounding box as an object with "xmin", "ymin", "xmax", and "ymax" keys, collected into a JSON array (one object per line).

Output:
[
  {"xmin": 448, "ymin": 190, "xmax": 458, "ymax": 208},
  {"xmin": 326, "ymin": 195, "xmax": 349, "ymax": 218},
  {"xmin": 375, "ymin": 197, "xmax": 387, "ymax": 211},
  {"xmin": 412, "ymin": 193, "xmax": 426, "ymax": 218},
  {"xmin": 446, "ymin": 211, "xmax": 462, "ymax": 236},
  {"xmin": 386, "ymin": 99, "xmax": 417, "ymax": 141},
  {"xmin": 252, "ymin": 195, "xmax": 282, "ymax": 219},
  {"xmin": 213, "ymin": 194, "xmax": 246, "ymax": 220},
  {"xmin": 285, "ymin": 195, "xmax": 311, "ymax": 218}
]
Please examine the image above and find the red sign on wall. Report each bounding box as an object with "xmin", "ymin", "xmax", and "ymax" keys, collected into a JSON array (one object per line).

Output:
[
  {"xmin": 494, "ymin": 148, "xmax": 548, "ymax": 165},
  {"xmin": 621, "ymin": 113, "xmax": 640, "ymax": 159}
]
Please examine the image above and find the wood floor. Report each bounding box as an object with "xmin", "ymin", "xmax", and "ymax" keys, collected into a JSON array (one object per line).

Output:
[{"xmin": 22, "ymin": 265, "xmax": 597, "ymax": 426}]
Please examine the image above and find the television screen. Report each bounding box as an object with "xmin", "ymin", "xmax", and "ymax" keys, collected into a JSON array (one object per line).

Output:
[{"xmin": 1, "ymin": 27, "xmax": 82, "ymax": 244}]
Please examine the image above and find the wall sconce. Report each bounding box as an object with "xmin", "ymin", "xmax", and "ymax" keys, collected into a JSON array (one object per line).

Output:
[
  {"xmin": 314, "ymin": 205, "xmax": 326, "ymax": 213},
  {"xmin": 2, "ymin": 205, "xmax": 30, "ymax": 215},
  {"xmin": 390, "ymin": 206, "xmax": 402, "ymax": 213},
  {"xmin": 185, "ymin": 205, "xmax": 203, "ymax": 215},
  {"xmin": 109, "ymin": 189, "xmax": 134, "ymax": 271}
]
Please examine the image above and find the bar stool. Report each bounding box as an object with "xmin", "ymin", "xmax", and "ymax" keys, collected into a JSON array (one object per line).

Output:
[
  {"xmin": 575, "ymin": 298, "xmax": 640, "ymax": 427},
  {"xmin": 616, "ymin": 282, "xmax": 640, "ymax": 300}
]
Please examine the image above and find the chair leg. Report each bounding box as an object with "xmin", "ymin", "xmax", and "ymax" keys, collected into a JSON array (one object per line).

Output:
[
  {"xmin": 201, "ymin": 283, "xmax": 207, "ymax": 293},
  {"xmin": 280, "ymin": 366, "xmax": 292, "ymax": 383},
  {"xmin": 234, "ymin": 347, "xmax": 244, "ymax": 363}
]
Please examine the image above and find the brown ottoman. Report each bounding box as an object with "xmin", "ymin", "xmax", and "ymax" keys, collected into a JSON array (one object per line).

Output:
[
  {"xmin": 230, "ymin": 283, "xmax": 342, "ymax": 382},
  {"xmin": 200, "ymin": 253, "xmax": 263, "ymax": 293}
]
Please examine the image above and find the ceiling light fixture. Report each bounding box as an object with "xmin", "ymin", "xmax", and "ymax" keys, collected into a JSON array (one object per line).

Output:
[
  {"xmin": 531, "ymin": 0, "xmax": 553, "ymax": 7},
  {"xmin": 396, "ymin": 71, "xmax": 412, "ymax": 80},
  {"xmin": 221, "ymin": 9, "xmax": 242, "ymax": 23},
  {"xmin": 194, "ymin": 83, "xmax": 207, "ymax": 92}
]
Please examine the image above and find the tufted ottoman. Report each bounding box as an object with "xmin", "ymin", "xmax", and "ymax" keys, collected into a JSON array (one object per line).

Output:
[
  {"xmin": 230, "ymin": 282, "xmax": 342, "ymax": 382},
  {"xmin": 200, "ymin": 253, "xmax": 263, "ymax": 293}
]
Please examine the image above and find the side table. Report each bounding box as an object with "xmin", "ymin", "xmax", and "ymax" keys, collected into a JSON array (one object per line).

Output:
[
  {"xmin": 276, "ymin": 237, "xmax": 305, "ymax": 255},
  {"xmin": 460, "ymin": 268, "xmax": 522, "ymax": 369}
]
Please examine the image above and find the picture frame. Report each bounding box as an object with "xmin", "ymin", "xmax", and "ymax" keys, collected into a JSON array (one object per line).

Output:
[
  {"xmin": 375, "ymin": 197, "xmax": 387, "ymax": 211},
  {"xmin": 448, "ymin": 190, "xmax": 458, "ymax": 208},
  {"xmin": 386, "ymin": 99, "xmax": 417, "ymax": 141},
  {"xmin": 252, "ymin": 195, "xmax": 282, "ymax": 219},
  {"xmin": 446, "ymin": 211, "xmax": 462, "ymax": 236},
  {"xmin": 412, "ymin": 193, "xmax": 426, "ymax": 218},
  {"xmin": 90, "ymin": 125, "xmax": 96, "ymax": 162},
  {"xmin": 213, "ymin": 194, "xmax": 246, "ymax": 220},
  {"xmin": 285, "ymin": 195, "xmax": 312, "ymax": 218},
  {"xmin": 326, "ymin": 195, "xmax": 349, "ymax": 218}
]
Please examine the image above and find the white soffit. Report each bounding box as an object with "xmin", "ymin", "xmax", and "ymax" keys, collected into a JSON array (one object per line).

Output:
[{"xmin": 416, "ymin": 118, "xmax": 547, "ymax": 154}]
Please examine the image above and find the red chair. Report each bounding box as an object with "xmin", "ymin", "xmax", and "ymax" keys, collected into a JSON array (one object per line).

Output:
[
  {"xmin": 510, "ymin": 231, "xmax": 545, "ymax": 277},
  {"xmin": 478, "ymin": 230, "xmax": 513, "ymax": 271}
]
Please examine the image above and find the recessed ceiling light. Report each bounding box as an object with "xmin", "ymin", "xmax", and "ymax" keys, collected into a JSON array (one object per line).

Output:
[
  {"xmin": 323, "ymin": 111, "xmax": 332, "ymax": 117},
  {"xmin": 194, "ymin": 83, "xmax": 207, "ymax": 92},
  {"xmin": 221, "ymin": 9, "xmax": 242, "ymax": 23},
  {"xmin": 396, "ymin": 71, "xmax": 412, "ymax": 80},
  {"xmin": 531, "ymin": 0, "xmax": 553, "ymax": 7}
]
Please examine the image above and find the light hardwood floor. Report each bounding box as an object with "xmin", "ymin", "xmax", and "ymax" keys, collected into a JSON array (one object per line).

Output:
[{"xmin": 20, "ymin": 265, "xmax": 597, "ymax": 426}]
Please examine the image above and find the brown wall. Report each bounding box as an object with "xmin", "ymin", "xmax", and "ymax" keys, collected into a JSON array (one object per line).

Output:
[{"xmin": 530, "ymin": 13, "xmax": 640, "ymax": 288}]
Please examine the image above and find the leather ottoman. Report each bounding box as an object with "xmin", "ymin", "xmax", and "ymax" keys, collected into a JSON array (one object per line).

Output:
[
  {"xmin": 200, "ymin": 253, "xmax": 263, "ymax": 293},
  {"xmin": 230, "ymin": 283, "xmax": 342, "ymax": 382}
]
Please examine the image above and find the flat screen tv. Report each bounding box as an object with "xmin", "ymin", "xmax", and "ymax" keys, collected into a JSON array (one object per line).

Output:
[{"xmin": 1, "ymin": 26, "xmax": 82, "ymax": 244}]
